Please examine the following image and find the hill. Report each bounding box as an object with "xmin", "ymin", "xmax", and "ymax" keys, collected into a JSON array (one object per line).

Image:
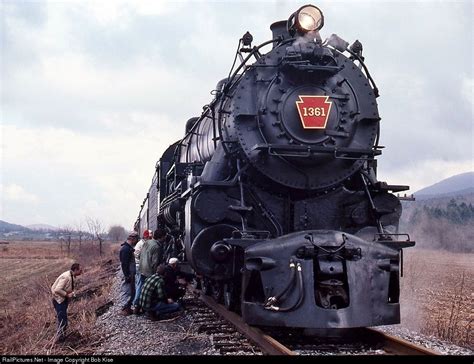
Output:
[
  {"xmin": 0, "ymin": 220, "xmax": 61, "ymax": 240},
  {"xmin": 401, "ymin": 172, "xmax": 474, "ymax": 253},
  {"xmin": 0, "ymin": 220, "xmax": 30, "ymax": 233},
  {"xmin": 26, "ymin": 224, "xmax": 59, "ymax": 231},
  {"xmin": 415, "ymin": 172, "xmax": 474, "ymax": 200}
]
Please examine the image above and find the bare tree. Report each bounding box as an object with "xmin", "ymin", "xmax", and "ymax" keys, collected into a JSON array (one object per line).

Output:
[
  {"xmin": 59, "ymin": 225, "xmax": 74, "ymax": 254},
  {"xmin": 108, "ymin": 225, "xmax": 126, "ymax": 243},
  {"xmin": 86, "ymin": 217, "xmax": 106, "ymax": 256},
  {"xmin": 59, "ymin": 237, "xmax": 64, "ymax": 252},
  {"xmin": 74, "ymin": 220, "xmax": 85, "ymax": 248}
]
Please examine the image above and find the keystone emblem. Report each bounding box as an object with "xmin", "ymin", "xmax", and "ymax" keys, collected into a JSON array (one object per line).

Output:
[{"xmin": 295, "ymin": 95, "xmax": 332, "ymax": 129}]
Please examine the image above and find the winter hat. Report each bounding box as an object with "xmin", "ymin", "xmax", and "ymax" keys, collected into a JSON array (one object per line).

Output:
[
  {"xmin": 128, "ymin": 231, "xmax": 139, "ymax": 239},
  {"xmin": 168, "ymin": 257, "xmax": 179, "ymax": 265}
]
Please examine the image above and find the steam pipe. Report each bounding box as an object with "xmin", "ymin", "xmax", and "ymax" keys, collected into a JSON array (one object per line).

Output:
[
  {"xmin": 265, "ymin": 263, "xmax": 304, "ymax": 312},
  {"xmin": 264, "ymin": 261, "xmax": 296, "ymax": 307}
]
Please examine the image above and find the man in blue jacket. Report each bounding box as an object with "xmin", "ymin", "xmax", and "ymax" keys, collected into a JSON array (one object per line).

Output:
[{"xmin": 119, "ymin": 231, "xmax": 139, "ymax": 315}]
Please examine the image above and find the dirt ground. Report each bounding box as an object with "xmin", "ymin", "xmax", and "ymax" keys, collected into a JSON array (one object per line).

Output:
[{"xmin": 400, "ymin": 248, "xmax": 473, "ymax": 348}]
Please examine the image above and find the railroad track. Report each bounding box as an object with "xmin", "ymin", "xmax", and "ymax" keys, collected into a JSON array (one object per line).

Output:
[
  {"xmin": 186, "ymin": 294, "xmax": 262, "ymax": 354},
  {"xmin": 198, "ymin": 294, "xmax": 293, "ymax": 355},
  {"xmin": 366, "ymin": 328, "xmax": 441, "ymax": 356},
  {"xmin": 195, "ymin": 291, "xmax": 441, "ymax": 356}
]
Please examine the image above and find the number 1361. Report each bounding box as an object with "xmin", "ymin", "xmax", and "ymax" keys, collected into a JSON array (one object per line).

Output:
[{"xmin": 302, "ymin": 107, "xmax": 326, "ymax": 117}]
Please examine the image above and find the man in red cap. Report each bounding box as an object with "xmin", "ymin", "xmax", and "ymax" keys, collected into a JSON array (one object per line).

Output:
[{"xmin": 131, "ymin": 229, "xmax": 152, "ymax": 313}]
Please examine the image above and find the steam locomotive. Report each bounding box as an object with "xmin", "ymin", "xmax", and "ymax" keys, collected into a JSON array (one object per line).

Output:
[{"xmin": 135, "ymin": 4, "xmax": 415, "ymax": 329}]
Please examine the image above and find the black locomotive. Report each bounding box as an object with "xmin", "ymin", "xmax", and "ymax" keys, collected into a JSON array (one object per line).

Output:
[{"xmin": 135, "ymin": 4, "xmax": 415, "ymax": 329}]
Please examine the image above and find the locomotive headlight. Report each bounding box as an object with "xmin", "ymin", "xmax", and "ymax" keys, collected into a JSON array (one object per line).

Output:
[
  {"xmin": 289, "ymin": 5, "xmax": 324, "ymax": 35},
  {"xmin": 298, "ymin": 6, "xmax": 323, "ymax": 31}
]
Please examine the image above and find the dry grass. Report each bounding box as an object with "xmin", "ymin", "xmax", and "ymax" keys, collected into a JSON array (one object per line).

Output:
[
  {"xmin": 0, "ymin": 240, "xmax": 118, "ymax": 355},
  {"xmin": 400, "ymin": 249, "xmax": 473, "ymax": 348}
]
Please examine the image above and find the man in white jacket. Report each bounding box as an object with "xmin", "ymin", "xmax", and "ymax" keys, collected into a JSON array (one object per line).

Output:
[{"xmin": 51, "ymin": 263, "xmax": 83, "ymax": 342}]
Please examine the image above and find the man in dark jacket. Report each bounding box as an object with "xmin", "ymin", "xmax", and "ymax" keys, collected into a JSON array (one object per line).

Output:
[
  {"xmin": 163, "ymin": 257, "xmax": 193, "ymax": 302},
  {"xmin": 119, "ymin": 231, "xmax": 139, "ymax": 315}
]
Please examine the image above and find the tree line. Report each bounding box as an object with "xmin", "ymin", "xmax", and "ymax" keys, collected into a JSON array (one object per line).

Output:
[
  {"xmin": 57, "ymin": 218, "xmax": 128, "ymax": 256},
  {"xmin": 421, "ymin": 199, "xmax": 474, "ymax": 224},
  {"xmin": 401, "ymin": 199, "xmax": 474, "ymax": 253}
]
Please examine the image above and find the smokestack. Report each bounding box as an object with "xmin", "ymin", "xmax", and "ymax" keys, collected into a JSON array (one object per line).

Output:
[{"xmin": 270, "ymin": 21, "xmax": 290, "ymax": 47}]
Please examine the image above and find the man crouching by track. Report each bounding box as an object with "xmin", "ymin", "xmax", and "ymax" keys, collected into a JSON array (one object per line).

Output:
[
  {"xmin": 164, "ymin": 257, "xmax": 194, "ymax": 307},
  {"xmin": 138, "ymin": 264, "xmax": 183, "ymax": 321}
]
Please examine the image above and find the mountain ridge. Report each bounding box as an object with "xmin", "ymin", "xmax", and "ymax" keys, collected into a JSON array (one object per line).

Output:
[
  {"xmin": 0, "ymin": 220, "xmax": 30, "ymax": 233},
  {"xmin": 26, "ymin": 224, "xmax": 59, "ymax": 231},
  {"xmin": 415, "ymin": 171, "xmax": 473, "ymax": 199}
]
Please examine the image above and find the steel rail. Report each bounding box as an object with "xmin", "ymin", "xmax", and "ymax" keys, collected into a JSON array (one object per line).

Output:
[
  {"xmin": 366, "ymin": 328, "xmax": 441, "ymax": 355},
  {"xmin": 199, "ymin": 294, "xmax": 295, "ymax": 355}
]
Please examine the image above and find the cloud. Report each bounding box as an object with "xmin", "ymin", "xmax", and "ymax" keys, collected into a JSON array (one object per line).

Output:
[
  {"xmin": 1, "ymin": 183, "xmax": 40, "ymax": 204},
  {"xmin": 461, "ymin": 76, "xmax": 473, "ymax": 107},
  {"xmin": 1, "ymin": 124, "xmax": 179, "ymax": 227},
  {"xmin": 3, "ymin": 51, "xmax": 212, "ymax": 133}
]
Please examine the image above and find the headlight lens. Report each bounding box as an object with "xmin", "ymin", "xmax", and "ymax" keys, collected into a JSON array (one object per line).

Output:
[{"xmin": 296, "ymin": 5, "xmax": 324, "ymax": 32}]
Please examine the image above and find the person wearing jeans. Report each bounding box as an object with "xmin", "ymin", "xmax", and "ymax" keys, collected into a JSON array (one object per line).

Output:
[
  {"xmin": 132, "ymin": 229, "xmax": 152, "ymax": 312},
  {"xmin": 119, "ymin": 232, "xmax": 139, "ymax": 315},
  {"xmin": 138, "ymin": 264, "xmax": 182, "ymax": 320},
  {"xmin": 51, "ymin": 263, "xmax": 83, "ymax": 342},
  {"xmin": 150, "ymin": 300, "xmax": 181, "ymax": 316},
  {"xmin": 52, "ymin": 299, "xmax": 68, "ymax": 335}
]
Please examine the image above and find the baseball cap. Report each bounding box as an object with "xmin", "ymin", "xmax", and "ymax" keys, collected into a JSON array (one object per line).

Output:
[{"xmin": 128, "ymin": 231, "xmax": 139, "ymax": 239}]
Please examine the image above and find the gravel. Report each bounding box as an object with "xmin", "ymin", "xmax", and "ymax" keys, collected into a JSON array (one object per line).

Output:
[
  {"xmin": 94, "ymin": 269, "xmax": 215, "ymax": 355},
  {"xmin": 376, "ymin": 325, "xmax": 473, "ymax": 355},
  {"xmin": 94, "ymin": 266, "xmax": 473, "ymax": 356}
]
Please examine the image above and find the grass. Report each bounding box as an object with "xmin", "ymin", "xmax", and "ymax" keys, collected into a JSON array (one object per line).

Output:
[
  {"xmin": 400, "ymin": 249, "xmax": 473, "ymax": 348},
  {"xmin": 0, "ymin": 240, "xmax": 118, "ymax": 355}
]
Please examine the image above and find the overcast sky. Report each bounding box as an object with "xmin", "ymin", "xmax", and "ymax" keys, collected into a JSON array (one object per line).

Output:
[{"xmin": 1, "ymin": 0, "xmax": 472, "ymax": 230}]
